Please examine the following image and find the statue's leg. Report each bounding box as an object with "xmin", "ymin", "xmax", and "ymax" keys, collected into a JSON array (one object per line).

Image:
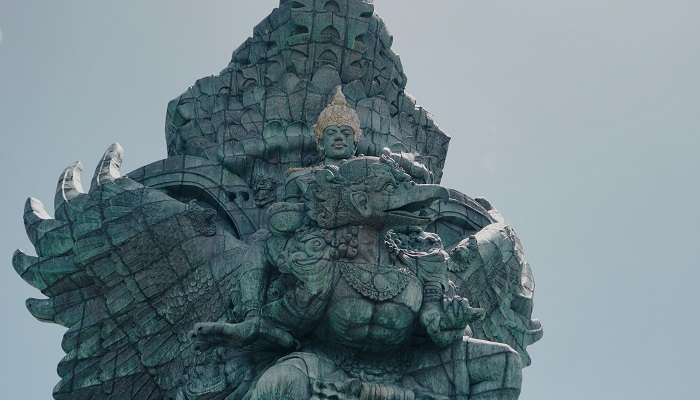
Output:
[
  {"xmin": 249, "ymin": 351, "xmax": 347, "ymax": 400},
  {"xmin": 466, "ymin": 338, "xmax": 522, "ymax": 400},
  {"xmin": 249, "ymin": 356, "xmax": 312, "ymax": 400}
]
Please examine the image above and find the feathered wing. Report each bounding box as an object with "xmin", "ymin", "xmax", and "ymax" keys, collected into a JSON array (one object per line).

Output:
[
  {"xmin": 447, "ymin": 216, "xmax": 543, "ymax": 366},
  {"xmin": 13, "ymin": 144, "xmax": 270, "ymax": 400}
]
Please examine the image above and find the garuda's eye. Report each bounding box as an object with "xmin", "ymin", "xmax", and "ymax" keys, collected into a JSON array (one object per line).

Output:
[
  {"xmin": 382, "ymin": 182, "xmax": 397, "ymax": 192},
  {"xmin": 307, "ymin": 238, "xmax": 326, "ymax": 251}
]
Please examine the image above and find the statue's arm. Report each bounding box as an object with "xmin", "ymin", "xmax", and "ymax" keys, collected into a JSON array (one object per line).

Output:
[
  {"xmin": 416, "ymin": 250, "xmax": 459, "ymax": 347},
  {"xmin": 192, "ymin": 229, "xmax": 335, "ymax": 350},
  {"xmin": 415, "ymin": 250, "xmax": 484, "ymax": 348},
  {"xmin": 383, "ymin": 148, "xmax": 435, "ymax": 184},
  {"xmin": 261, "ymin": 276, "xmax": 334, "ymax": 337},
  {"xmin": 193, "ymin": 266, "xmax": 333, "ymax": 353},
  {"xmin": 235, "ymin": 230, "xmax": 272, "ymax": 320}
]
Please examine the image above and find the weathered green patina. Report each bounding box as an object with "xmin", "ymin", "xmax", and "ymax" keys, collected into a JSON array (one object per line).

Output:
[{"xmin": 12, "ymin": 1, "xmax": 542, "ymax": 399}]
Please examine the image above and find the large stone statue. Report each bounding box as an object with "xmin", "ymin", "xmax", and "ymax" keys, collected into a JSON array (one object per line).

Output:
[{"xmin": 12, "ymin": 1, "xmax": 542, "ymax": 399}]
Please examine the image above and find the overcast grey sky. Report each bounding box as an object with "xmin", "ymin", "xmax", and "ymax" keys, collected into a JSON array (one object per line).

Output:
[{"xmin": 1, "ymin": 1, "xmax": 699, "ymax": 399}]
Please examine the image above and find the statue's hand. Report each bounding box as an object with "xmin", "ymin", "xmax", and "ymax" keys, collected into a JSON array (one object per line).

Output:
[
  {"xmin": 421, "ymin": 297, "xmax": 485, "ymax": 348},
  {"xmin": 382, "ymin": 147, "xmax": 434, "ymax": 184},
  {"xmin": 191, "ymin": 316, "xmax": 299, "ymax": 352},
  {"xmin": 441, "ymin": 296, "xmax": 485, "ymax": 330},
  {"xmin": 420, "ymin": 303, "xmax": 459, "ymax": 348}
]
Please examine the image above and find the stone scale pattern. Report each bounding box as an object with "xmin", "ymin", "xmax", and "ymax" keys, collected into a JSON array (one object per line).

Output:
[
  {"xmin": 165, "ymin": 0, "xmax": 451, "ymax": 190},
  {"xmin": 11, "ymin": 1, "xmax": 542, "ymax": 399}
]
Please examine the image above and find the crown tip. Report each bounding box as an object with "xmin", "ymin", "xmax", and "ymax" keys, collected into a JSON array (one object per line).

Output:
[{"xmin": 331, "ymin": 85, "xmax": 347, "ymax": 106}]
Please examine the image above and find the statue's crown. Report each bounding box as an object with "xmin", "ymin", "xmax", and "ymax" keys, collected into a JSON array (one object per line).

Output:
[{"xmin": 314, "ymin": 86, "xmax": 362, "ymax": 142}]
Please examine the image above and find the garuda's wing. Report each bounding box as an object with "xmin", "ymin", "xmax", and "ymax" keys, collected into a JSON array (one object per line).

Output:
[
  {"xmin": 13, "ymin": 144, "xmax": 271, "ymax": 400},
  {"xmin": 446, "ymin": 201, "xmax": 543, "ymax": 366}
]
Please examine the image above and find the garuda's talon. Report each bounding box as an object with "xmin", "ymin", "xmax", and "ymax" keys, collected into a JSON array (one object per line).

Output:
[
  {"xmin": 55, "ymin": 161, "xmax": 85, "ymax": 209},
  {"xmin": 91, "ymin": 142, "xmax": 124, "ymax": 190}
]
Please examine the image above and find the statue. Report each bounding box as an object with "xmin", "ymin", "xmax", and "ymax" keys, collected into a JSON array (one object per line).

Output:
[
  {"xmin": 286, "ymin": 86, "xmax": 435, "ymax": 203},
  {"xmin": 11, "ymin": 1, "xmax": 542, "ymax": 399},
  {"xmin": 194, "ymin": 152, "xmax": 524, "ymax": 400}
]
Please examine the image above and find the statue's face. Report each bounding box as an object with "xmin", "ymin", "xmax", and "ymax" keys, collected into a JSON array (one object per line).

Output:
[{"xmin": 320, "ymin": 125, "xmax": 357, "ymax": 160}]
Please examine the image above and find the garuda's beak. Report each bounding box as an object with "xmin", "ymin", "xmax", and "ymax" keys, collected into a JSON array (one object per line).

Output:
[{"xmin": 386, "ymin": 184, "xmax": 449, "ymax": 222}]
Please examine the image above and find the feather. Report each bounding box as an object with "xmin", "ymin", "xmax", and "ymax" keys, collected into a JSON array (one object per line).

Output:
[{"xmin": 13, "ymin": 145, "xmax": 267, "ymax": 399}]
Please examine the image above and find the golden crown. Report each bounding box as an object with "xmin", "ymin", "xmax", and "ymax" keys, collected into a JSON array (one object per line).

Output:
[{"xmin": 314, "ymin": 86, "xmax": 363, "ymax": 142}]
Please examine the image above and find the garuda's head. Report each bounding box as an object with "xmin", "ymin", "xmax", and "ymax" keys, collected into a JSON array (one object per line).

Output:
[{"xmin": 304, "ymin": 155, "xmax": 448, "ymax": 229}]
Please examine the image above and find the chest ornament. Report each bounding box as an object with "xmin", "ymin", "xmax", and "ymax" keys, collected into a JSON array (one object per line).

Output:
[{"xmin": 338, "ymin": 261, "xmax": 415, "ymax": 301}]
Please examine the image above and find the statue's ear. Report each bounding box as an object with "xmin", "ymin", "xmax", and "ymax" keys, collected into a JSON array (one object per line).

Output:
[
  {"xmin": 267, "ymin": 202, "xmax": 306, "ymax": 234},
  {"xmin": 349, "ymin": 191, "xmax": 371, "ymax": 218}
]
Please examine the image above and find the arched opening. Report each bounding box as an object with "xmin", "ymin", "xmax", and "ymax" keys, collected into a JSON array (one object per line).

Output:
[
  {"xmin": 324, "ymin": 0, "xmax": 341, "ymax": 13},
  {"xmin": 318, "ymin": 49, "xmax": 339, "ymax": 67},
  {"xmin": 320, "ymin": 26, "xmax": 340, "ymax": 43},
  {"xmin": 291, "ymin": 24, "xmax": 309, "ymax": 36},
  {"xmin": 354, "ymin": 33, "xmax": 367, "ymax": 52}
]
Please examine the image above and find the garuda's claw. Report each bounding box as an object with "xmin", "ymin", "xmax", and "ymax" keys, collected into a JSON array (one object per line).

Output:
[
  {"xmin": 12, "ymin": 248, "xmax": 77, "ymax": 295},
  {"xmin": 23, "ymin": 197, "xmax": 72, "ymax": 257},
  {"xmin": 55, "ymin": 161, "xmax": 85, "ymax": 211},
  {"xmin": 91, "ymin": 143, "xmax": 124, "ymax": 190},
  {"xmin": 26, "ymin": 298, "xmax": 57, "ymax": 323},
  {"xmin": 24, "ymin": 197, "xmax": 51, "ymax": 225},
  {"xmin": 12, "ymin": 250, "xmax": 39, "ymax": 285}
]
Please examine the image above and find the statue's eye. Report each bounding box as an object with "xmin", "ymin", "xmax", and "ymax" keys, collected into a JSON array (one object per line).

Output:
[
  {"xmin": 382, "ymin": 182, "xmax": 397, "ymax": 192},
  {"xmin": 324, "ymin": 127, "xmax": 340, "ymax": 136},
  {"xmin": 341, "ymin": 129, "xmax": 354, "ymax": 137}
]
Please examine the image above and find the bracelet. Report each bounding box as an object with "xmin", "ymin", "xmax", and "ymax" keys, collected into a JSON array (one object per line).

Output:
[{"xmin": 423, "ymin": 282, "xmax": 443, "ymax": 302}]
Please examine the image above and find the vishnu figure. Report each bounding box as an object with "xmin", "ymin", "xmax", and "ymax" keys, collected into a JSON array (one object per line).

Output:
[{"xmin": 192, "ymin": 87, "xmax": 522, "ymax": 400}]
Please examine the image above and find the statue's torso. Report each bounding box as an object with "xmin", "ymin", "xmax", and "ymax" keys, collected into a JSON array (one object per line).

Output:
[{"xmin": 317, "ymin": 258, "xmax": 423, "ymax": 353}]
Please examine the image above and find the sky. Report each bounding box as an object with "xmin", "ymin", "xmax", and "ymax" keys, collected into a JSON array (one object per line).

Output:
[{"xmin": 1, "ymin": 1, "xmax": 699, "ymax": 399}]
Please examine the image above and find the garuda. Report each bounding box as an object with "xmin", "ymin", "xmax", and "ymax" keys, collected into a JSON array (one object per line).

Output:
[
  {"xmin": 14, "ymin": 87, "xmax": 541, "ymax": 400},
  {"xmin": 12, "ymin": 2, "xmax": 541, "ymax": 398}
]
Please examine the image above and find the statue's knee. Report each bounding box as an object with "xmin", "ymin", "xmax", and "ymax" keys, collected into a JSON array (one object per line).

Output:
[
  {"xmin": 251, "ymin": 358, "xmax": 311, "ymax": 400},
  {"xmin": 501, "ymin": 348, "xmax": 522, "ymax": 390},
  {"xmin": 467, "ymin": 339, "xmax": 522, "ymax": 397}
]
